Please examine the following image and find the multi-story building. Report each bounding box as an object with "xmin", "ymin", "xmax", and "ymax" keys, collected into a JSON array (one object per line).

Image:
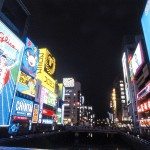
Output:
[
  {"xmin": 110, "ymin": 77, "xmax": 129, "ymax": 126},
  {"xmin": 63, "ymin": 78, "xmax": 81, "ymax": 125},
  {"xmin": 79, "ymin": 106, "xmax": 95, "ymax": 126},
  {"xmin": 122, "ymin": 33, "xmax": 150, "ymax": 132}
]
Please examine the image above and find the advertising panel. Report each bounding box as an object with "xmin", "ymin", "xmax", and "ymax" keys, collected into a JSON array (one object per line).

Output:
[
  {"xmin": 32, "ymin": 103, "xmax": 39, "ymax": 123},
  {"xmin": 40, "ymin": 86, "xmax": 57, "ymax": 107},
  {"xmin": 36, "ymin": 49, "xmax": 56, "ymax": 93},
  {"xmin": 141, "ymin": 0, "xmax": 150, "ymax": 61},
  {"xmin": 21, "ymin": 38, "xmax": 39, "ymax": 78},
  {"xmin": 129, "ymin": 42, "xmax": 144, "ymax": 76},
  {"xmin": 11, "ymin": 96, "xmax": 33, "ymax": 118},
  {"xmin": 0, "ymin": 20, "xmax": 24, "ymax": 126},
  {"xmin": 17, "ymin": 71, "xmax": 36, "ymax": 97}
]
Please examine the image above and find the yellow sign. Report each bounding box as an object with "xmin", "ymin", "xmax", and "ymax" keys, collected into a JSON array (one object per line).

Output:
[
  {"xmin": 44, "ymin": 52, "xmax": 56, "ymax": 76},
  {"xmin": 36, "ymin": 48, "xmax": 56, "ymax": 93},
  {"xmin": 40, "ymin": 48, "xmax": 56, "ymax": 76}
]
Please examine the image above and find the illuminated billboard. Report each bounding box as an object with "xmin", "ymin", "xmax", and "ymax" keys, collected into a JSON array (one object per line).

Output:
[
  {"xmin": 32, "ymin": 103, "xmax": 39, "ymax": 123},
  {"xmin": 129, "ymin": 42, "xmax": 144, "ymax": 76},
  {"xmin": 63, "ymin": 78, "xmax": 75, "ymax": 87},
  {"xmin": 36, "ymin": 48, "xmax": 56, "ymax": 93},
  {"xmin": 21, "ymin": 38, "xmax": 39, "ymax": 78},
  {"xmin": 11, "ymin": 96, "xmax": 33, "ymax": 118},
  {"xmin": 44, "ymin": 49, "xmax": 56, "ymax": 76},
  {"xmin": 141, "ymin": 0, "xmax": 150, "ymax": 61},
  {"xmin": 17, "ymin": 71, "xmax": 36, "ymax": 97},
  {"xmin": 0, "ymin": 20, "xmax": 25, "ymax": 126},
  {"xmin": 40, "ymin": 86, "xmax": 57, "ymax": 107}
]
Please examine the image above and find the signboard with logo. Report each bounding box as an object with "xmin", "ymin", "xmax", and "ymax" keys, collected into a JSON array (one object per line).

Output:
[
  {"xmin": 17, "ymin": 71, "xmax": 36, "ymax": 97},
  {"xmin": 11, "ymin": 96, "xmax": 33, "ymax": 118},
  {"xmin": 0, "ymin": 20, "xmax": 25, "ymax": 126},
  {"xmin": 36, "ymin": 48, "xmax": 56, "ymax": 93},
  {"xmin": 21, "ymin": 38, "xmax": 39, "ymax": 78}
]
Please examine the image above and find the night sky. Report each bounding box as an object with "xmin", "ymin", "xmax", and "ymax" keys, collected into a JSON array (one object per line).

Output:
[{"xmin": 28, "ymin": 0, "xmax": 146, "ymax": 118}]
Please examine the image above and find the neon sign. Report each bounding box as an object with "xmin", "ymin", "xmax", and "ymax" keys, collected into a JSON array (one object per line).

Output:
[
  {"xmin": 139, "ymin": 118, "xmax": 150, "ymax": 127},
  {"xmin": 137, "ymin": 99, "xmax": 150, "ymax": 113}
]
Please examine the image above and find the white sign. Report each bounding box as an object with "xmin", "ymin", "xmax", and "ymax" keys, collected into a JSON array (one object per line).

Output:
[
  {"xmin": 63, "ymin": 78, "xmax": 75, "ymax": 87},
  {"xmin": 130, "ymin": 42, "xmax": 144, "ymax": 76}
]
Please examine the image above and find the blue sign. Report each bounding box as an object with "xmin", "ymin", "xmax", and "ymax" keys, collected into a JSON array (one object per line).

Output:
[
  {"xmin": 11, "ymin": 96, "xmax": 33, "ymax": 117},
  {"xmin": 141, "ymin": 0, "xmax": 150, "ymax": 61},
  {"xmin": 21, "ymin": 38, "xmax": 39, "ymax": 78}
]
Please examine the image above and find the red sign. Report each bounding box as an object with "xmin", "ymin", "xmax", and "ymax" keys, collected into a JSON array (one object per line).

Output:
[
  {"xmin": 0, "ymin": 32, "xmax": 17, "ymax": 50},
  {"xmin": 42, "ymin": 108, "xmax": 54, "ymax": 117},
  {"xmin": 137, "ymin": 99, "xmax": 150, "ymax": 113},
  {"xmin": 139, "ymin": 119, "xmax": 150, "ymax": 127},
  {"xmin": 13, "ymin": 116, "xmax": 28, "ymax": 121}
]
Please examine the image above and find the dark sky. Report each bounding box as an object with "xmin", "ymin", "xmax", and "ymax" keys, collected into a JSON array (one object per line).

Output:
[{"xmin": 28, "ymin": 0, "xmax": 146, "ymax": 118}]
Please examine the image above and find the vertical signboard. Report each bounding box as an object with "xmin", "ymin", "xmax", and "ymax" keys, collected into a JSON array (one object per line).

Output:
[
  {"xmin": 32, "ymin": 103, "xmax": 39, "ymax": 123},
  {"xmin": 122, "ymin": 52, "xmax": 131, "ymax": 104},
  {"xmin": 36, "ymin": 48, "xmax": 56, "ymax": 93},
  {"xmin": 0, "ymin": 20, "xmax": 24, "ymax": 126}
]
